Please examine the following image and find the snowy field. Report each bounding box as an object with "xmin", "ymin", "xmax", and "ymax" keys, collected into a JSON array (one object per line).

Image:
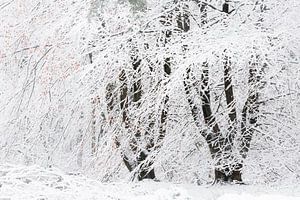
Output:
[{"xmin": 0, "ymin": 164, "xmax": 299, "ymax": 200}]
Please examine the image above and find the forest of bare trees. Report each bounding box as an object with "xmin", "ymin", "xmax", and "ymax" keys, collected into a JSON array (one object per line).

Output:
[{"xmin": 0, "ymin": 0, "xmax": 299, "ymax": 185}]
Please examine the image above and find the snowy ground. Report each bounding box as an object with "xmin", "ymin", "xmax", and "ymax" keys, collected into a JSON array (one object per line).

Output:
[{"xmin": 0, "ymin": 164, "xmax": 299, "ymax": 200}]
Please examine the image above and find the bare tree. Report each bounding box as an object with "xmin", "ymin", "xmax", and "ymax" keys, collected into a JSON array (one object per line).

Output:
[{"xmin": 183, "ymin": 1, "xmax": 265, "ymax": 183}]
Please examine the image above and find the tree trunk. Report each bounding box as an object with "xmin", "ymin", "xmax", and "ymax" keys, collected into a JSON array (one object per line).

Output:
[
  {"xmin": 132, "ymin": 53, "xmax": 156, "ymax": 181},
  {"xmin": 183, "ymin": 2, "xmax": 247, "ymax": 184},
  {"xmin": 214, "ymin": 167, "xmax": 242, "ymax": 183},
  {"xmin": 240, "ymin": 55, "xmax": 260, "ymax": 159},
  {"xmin": 137, "ymin": 151, "xmax": 155, "ymax": 181},
  {"xmin": 118, "ymin": 44, "xmax": 158, "ymax": 181}
]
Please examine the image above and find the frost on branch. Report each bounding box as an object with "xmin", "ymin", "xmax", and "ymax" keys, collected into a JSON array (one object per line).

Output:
[{"xmin": 0, "ymin": 0, "xmax": 299, "ymax": 185}]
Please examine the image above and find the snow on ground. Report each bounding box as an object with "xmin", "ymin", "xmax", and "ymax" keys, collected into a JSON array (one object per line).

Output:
[{"xmin": 0, "ymin": 164, "xmax": 299, "ymax": 200}]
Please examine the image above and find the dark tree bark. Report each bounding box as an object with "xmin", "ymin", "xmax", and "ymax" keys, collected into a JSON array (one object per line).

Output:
[
  {"xmin": 221, "ymin": 52, "xmax": 243, "ymax": 183},
  {"xmin": 184, "ymin": 61, "xmax": 244, "ymax": 183},
  {"xmin": 222, "ymin": 2, "xmax": 229, "ymax": 13},
  {"xmin": 132, "ymin": 54, "xmax": 156, "ymax": 181},
  {"xmin": 240, "ymin": 55, "xmax": 260, "ymax": 159},
  {"xmin": 118, "ymin": 43, "xmax": 157, "ymax": 181},
  {"xmin": 119, "ymin": 70, "xmax": 129, "ymax": 128},
  {"xmin": 183, "ymin": 2, "xmax": 250, "ymax": 184},
  {"xmin": 137, "ymin": 151, "xmax": 156, "ymax": 181},
  {"xmin": 118, "ymin": 69, "xmax": 135, "ymax": 172},
  {"xmin": 132, "ymin": 57, "xmax": 142, "ymax": 104},
  {"xmin": 199, "ymin": 63, "xmax": 239, "ymax": 183},
  {"xmin": 129, "ymin": 2, "xmax": 192, "ymax": 180}
]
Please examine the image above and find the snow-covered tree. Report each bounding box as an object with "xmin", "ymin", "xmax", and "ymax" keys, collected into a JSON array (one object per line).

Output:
[{"xmin": 0, "ymin": 0, "xmax": 299, "ymax": 185}]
